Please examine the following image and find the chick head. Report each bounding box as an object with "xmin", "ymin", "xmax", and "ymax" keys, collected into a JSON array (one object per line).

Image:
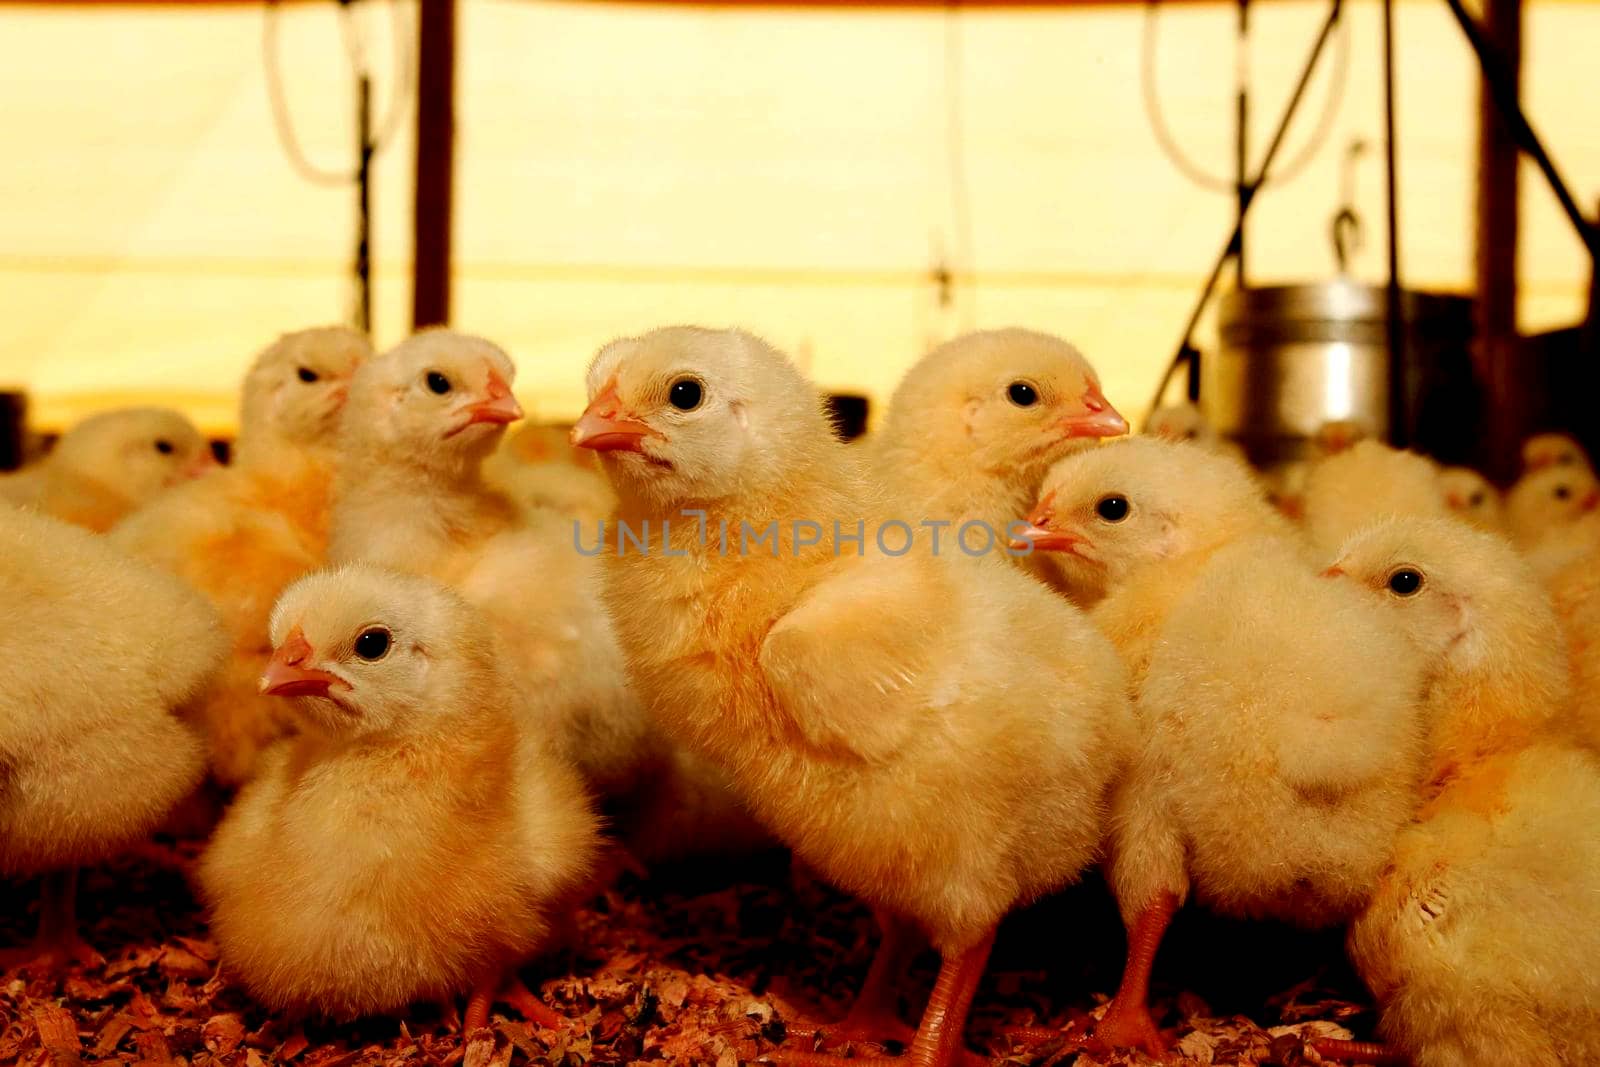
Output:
[
  {"xmin": 1505, "ymin": 463, "xmax": 1600, "ymax": 542},
  {"xmin": 881, "ymin": 328, "xmax": 1126, "ymax": 486},
  {"xmin": 344, "ymin": 329, "xmax": 523, "ymax": 475},
  {"xmin": 572, "ymin": 326, "xmax": 829, "ymax": 510},
  {"xmin": 1144, "ymin": 402, "xmax": 1212, "ymax": 445},
  {"xmin": 1314, "ymin": 418, "xmax": 1371, "ymax": 457},
  {"xmin": 51, "ymin": 407, "xmax": 214, "ymax": 501},
  {"xmin": 1437, "ymin": 466, "xmax": 1503, "ymax": 531},
  {"xmin": 262, "ymin": 563, "xmax": 497, "ymax": 737},
  {"xmin": 1521, "ymin": 431, "xmax": 1590, "ymax": 475},
  {"xmin": 238, "ymin": 326, "xmax": 372, "ymax": 459},
  {"xmin": 1017, "ymin": 436, "xmax": 1274, "ymax": 604},
  {"xmin": 1326, "ymin": 516, "xmax": 1569, "ymax": 709}
]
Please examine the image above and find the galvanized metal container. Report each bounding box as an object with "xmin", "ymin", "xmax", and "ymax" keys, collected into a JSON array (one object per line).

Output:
[{"xmin": 1205, "ymin": 282, "xmax": 1480, "ymax": 467}]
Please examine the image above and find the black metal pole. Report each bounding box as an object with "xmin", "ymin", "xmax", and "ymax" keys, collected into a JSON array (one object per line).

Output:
[
  {"xmin": 1383, "ymin": 0, "xmax": 1406, "ymax": 447},
  {"xmin": 413, "ymin": 0, "xmax": 456, "ymax": 328},
  {"xmin": 1444, "ymin": 0, "xmax": 1599, "ymax": 262},
  {"xmin": 355, "ymin": 72, "xmax": 373, "ymax": 335},
  {"xmin": 1146, "ymin": 0, "xmax": 1345, "ymax": 421},
  {"xmin": 1232, "ymin": 0, "xmax": 1250, "ymax": 288}
]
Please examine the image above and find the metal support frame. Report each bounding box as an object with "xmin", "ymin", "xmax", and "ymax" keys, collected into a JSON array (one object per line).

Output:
[{"xmin": 1144, "ymin": 0, "xmax": 1345, "ymax": 422}]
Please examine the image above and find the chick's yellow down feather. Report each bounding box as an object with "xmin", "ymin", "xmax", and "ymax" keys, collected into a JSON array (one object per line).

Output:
[
  {"xmin": 1435, "ymin": 466, "xmax": 1504, "ymax": 533},
  {"xmin": 329, "ymin": 330, "xmax": 652, "ymax": 794},
  {"xmin": 1022, "ymin": 437, "xmax": 1292, "ymax": 683},
  {"xmin": 869, "ymin": 328, "xmax": 1127, "ymax": 532},
  {"xmin": 575, "ymin": 326, "xmax": 1133, "ymax": 1065},
  {"xmin": 329, "ymin": 330, "xmax": 754, "ymax": 858},
  {"xmin": 1327, "ymin": 519, "xmax": 1600, "ymax": 1067},
  {"xmin": 1, "ymin": 504, "xmax": 225, "ymax": 965},
  {"xmin": 199, "ymin": 565, "xmax": 600, "ymax": 1024},
  {"xmin": 1024, "ymin": 441, "xmax": 1421, "ymax": 1056},
  {"xmin": 1301, "ymin": 440, "xmax": 1447, "ymax": 556},
  {"xmin": 110, "ymin": 326, "xmax": 371, "ymax": 785},
  {"xmin": 0, "ymin": 407, "xmax": 213, "ymax": 530}
]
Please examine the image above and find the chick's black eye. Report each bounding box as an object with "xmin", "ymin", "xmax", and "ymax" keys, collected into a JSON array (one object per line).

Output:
[
  {"xmin": 1469, "ymin": 491, "xmax": 1485, "ymax": 506},
  {"xmin": 668, "ymin": 378, "xmax": 703, "ymax": 411},
  {"xmin": 1007, "ymin": 381, "xmax": 1038, "ymax": 407},
  {"xmin": 1387, "ymin": 569, "xmax": 1424, "ymax": 596},
  {"xmin": 354, "ymin": 628, "xmax": 391, "ymax": 661},
  {"xmin": 426, "ymin": 371, "xmax": 452, "ymax": 395},
  {"xmin": 297, "ymin": 366, "xmax": 319, "ymax": 383},
  {"xmin": 1096, "ymin": 495, "xmax": 1130, "ymax": 522},
  {"xmin": 1555, "ymin": 486, "xmax": 1572, "ymax": 500},
  {"xmin": 154, "ymin": 439, "xmax": 174, "ymax": 455}
]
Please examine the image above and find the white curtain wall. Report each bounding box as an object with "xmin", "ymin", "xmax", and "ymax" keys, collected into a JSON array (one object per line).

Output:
[{"xmin": 1, "ymin": 0, "xmax": 1596, "ymax": 433}]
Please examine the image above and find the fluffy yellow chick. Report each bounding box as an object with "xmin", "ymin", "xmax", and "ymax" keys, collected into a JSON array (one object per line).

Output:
[
  {"xmin": 1144, "ymin": 400, "xmax": 1251, "ymax": 465},
  {"xmin": 110, "ymin": 326, "xmax": 371, "ymax": 785},
  {"xmin": 571, "ymin": 326, "xmax": 1134, "ymax": 1066},
  {"xmin": 1319, "ymin": 518, "xmax": 1600, "ymax": 1066},
  {"xmin": 0, "ymin": 407, "xmax": 214, "ymax": 530},
  {"xmin": 1301, "ymin": 440, "xmax": 1448, "ymax": 556},
  {"xmin": 483, "ymin": 423, "xmax": 618, "ymax": 523},
  {"xmin": 329, "ymin": 329, "xmax": 658, "ymax": 803},
  {"xmin": 1521, "ymin": 430, "xmax": 1592, "ymax": 476},
  {"xmin": 1016, "ymin": 437, "xmax": 1291, "ymax": 684},
  {"xmin": 1, "ymin": 505, "xmax": 225, "ymax": 970},
  {"xmin": 199, "ymin": 565, "xmax": 599, "ymax": 1028},
  {"xmin": 869, "ymin": 328, "xmax": 1127, "ymax": 533},
  {"xmin": 1504, "ymin": 462, "xmax": 1600, "ymax": 550},
  {"xmin": 1094, "ymin": 536, "xmax": 1430, "ymax": 1055},
  {"xmin": 1435, "ymin": 465, "xmax": 1503, "ymax": 533}
]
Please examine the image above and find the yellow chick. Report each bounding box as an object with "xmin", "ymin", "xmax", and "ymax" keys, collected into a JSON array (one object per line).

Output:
[
  {"xmin": 199, "ymin": 564, "xmax": 600, "ymax": 1029},
  {"xmin": 1016, "ymin": 437, "xmax": 1291, "ymax": 683},
  {"xmin": 1301, "ymin": 439, "xmax": 1448, "ymax": 556},
  {"xmin": 484, "ymin": 425, "xmax": 618, "ymax": 524},
  {"xmin": 571, "ymin": 326, "xmax": 1134, "ymax": 1066},
  {"xmin": 110, "ymin": 326, "xmax": 370, "ymax": 785},
  {"xmin": 1435, "ymin": 465, "xmax": 1504, "ymax": 533},
  {"xmin": 1095, "ymin": 536, "xmax": 1431, "ymax": 1055},
  {"xmin": 1319, "ymin": 518, "xmax": 1600, "ymax": 1066},
  {"xmin": 869, "ymin": 328, "xmax": 1128, "ymax": 533},
  {"xmin": 1, "ymin": 505, "xmax": 225, "ymax": 970},
  {"xmin": 329, "ymin": 329, "xmax": 662, "ymax": 807},
  {"xmin": 1504, "ymin": 462, "xmax": 1600, "ymax": 550},
  {"xmin": 1521, "ymin": 430, "xmax": 1593, "ymax": 476},
  {"xmin": 0, "ymin": 407, "xmax": 214, "ymax": 530}
]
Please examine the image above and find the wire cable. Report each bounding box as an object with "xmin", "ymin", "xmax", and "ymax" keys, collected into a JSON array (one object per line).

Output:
[
  {"xmin": 1140, "ymin": 0, "xmax": 1350, "ymax": 194},
  {"xmin": 261, "ymin": 0, "xmax": 415, "ymax": 188}
]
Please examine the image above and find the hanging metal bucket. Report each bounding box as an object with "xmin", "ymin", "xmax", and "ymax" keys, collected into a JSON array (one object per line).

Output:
[{"xmin": 1204, "ymin": 281, "xmax": 1480, "ymax": 467}]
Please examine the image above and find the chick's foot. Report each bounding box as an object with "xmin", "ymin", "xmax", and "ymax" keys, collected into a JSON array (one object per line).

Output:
[
  {"xmin": 767, "ymin": 930, "xmax": 996, "ymax": 1067},
  {"xmin": 0, "ymin": 931, "xmax": 105, "ymax": 974},
  {"xmin": 1309, "ymin": 1037, "xmax": 1408, "ymax": 1064},
  {"xmin": 1093, "ymin": 891, "xmax": 1179, "ymax": 1057}
]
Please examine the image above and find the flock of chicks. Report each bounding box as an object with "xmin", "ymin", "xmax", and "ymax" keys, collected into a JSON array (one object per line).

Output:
[{"xmin": 2, "ymin": 323, "xmax": 1598, "ymax": 1067}]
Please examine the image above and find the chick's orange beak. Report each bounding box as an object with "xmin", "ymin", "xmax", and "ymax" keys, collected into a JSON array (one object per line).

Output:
[
  {"xmin": 1009, "ymin": 493, "xmax": 1089, "ymax": 554},
  {"xmin": 446, "ymin": 370, "xmax": 523, "ymax": 437},
  {"xmin": 1057, "ymin": 385, "xmax": 1129, "ymax": 439},
  {"xmin": 571, "ymin": 382, "xmax": 656, "ymax": 453},
  {"xmin": 1582, "ymin": 487, "xmax": 1600, "ymax": 512},
  {"xmin": 174, "ymin": 449, "xmax": 219, "ymax": 484},
  {"xmin": 260, "ymin": 627, "xmax": 345, "ymax": 699}
]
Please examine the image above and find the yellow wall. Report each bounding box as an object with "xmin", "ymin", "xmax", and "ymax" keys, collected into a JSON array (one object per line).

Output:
[{"xmin": 0, "ymin": 0, "xmax": 1595, "ymax": 433}]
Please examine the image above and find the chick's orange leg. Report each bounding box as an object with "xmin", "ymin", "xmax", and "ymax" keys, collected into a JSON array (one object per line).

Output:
[
  {"xmin": 502, "ymin": 974, "xmax": 574, "ymax": 1031},
  {"xmin": 766, "ymin": 929, "xmax": 996, "ymax": 1067},
  {"xmin": 831, "ymin": 914, "xmax": 922, "ymax": 1048},
  {"xmin": 1310, "ymin": 1038, "xmax": 1408, "ymax": 1064},
  {"xmin": 462, "ymin": 971, "xmax": 576, "ymax": 1035},
  {"xmin": 1094, "ymin": 890, "xmax": 1179, "ymax": 1056},
  {"xmin": 0, "ymin": 870, "xmax": 105, "ymax": 973}
]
